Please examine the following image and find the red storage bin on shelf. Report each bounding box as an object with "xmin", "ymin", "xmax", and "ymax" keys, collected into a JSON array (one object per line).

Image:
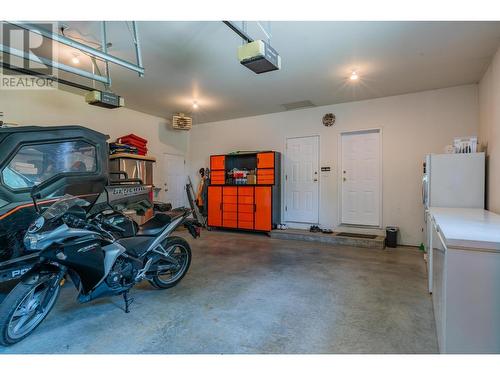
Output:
[
  {"xmin": 116, "ymin": 134, "xmax": 148, "ymax": 156},
  {"xmin": 117, "ymin": 134, "xmax": 147, "ymax": 144},
  {"xmin": 135, "ymin": 147, "xmax": 148, "ymax": 156}
]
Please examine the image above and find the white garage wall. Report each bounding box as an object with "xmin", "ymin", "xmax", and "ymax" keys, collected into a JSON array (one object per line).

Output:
[
  {"xmin": 0, "ymin": 84, "xmax": 480, "ymax": 245},
  {"xmin": 189, "ymin": 85, "xmax": 479, "ymax": 246},
  {"xmin": 479, "ymin": 45, "xmax": 500, "ymax": 213},
  {"xmin": 0, "ymin": 88, "xmax": 189, "ymax": 192}
]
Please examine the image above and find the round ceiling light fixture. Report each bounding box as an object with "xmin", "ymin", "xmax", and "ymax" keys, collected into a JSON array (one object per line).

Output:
[
  {"xmin": 350, "ymin": 71, "xmax": 359, "ymax": 81},
  {"xmin": 71, "ymin": 54, "xmax": 80, "ymax": 65},
  {"xmin": 192, "ymin": 101, "xmax": 199, "ymax": 109}
]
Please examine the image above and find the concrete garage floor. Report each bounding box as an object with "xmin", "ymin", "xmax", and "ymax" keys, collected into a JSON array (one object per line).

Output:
[{"xmin": 0, "ymin": 230, "xmax": 437, "ymax": 354}]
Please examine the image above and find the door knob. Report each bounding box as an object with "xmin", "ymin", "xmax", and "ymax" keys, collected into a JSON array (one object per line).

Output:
[
  {"xmin": 313, "ymin": 179, "xmax": 318, "ymax": 182},
  {"xmin": 343, "ymin": 177, "xmax": 346, "ymax": 182}
]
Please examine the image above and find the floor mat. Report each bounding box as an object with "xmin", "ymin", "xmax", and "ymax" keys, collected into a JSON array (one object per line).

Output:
[{"xmin": 335, "ymin": 232, "xmax": 378, "ymax": 239}]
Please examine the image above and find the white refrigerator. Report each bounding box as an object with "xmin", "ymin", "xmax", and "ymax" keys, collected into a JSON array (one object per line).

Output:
[{"xmin": 422, "ymin": 152, "xmax": 485, "ymax": 293}]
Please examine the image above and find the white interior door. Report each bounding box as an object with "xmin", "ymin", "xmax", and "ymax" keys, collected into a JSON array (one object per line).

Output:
[
  {"xmin": 163, "ymin": 154, "xmax": 186, "ymax": 209},
  {"xmin": 341, "ymin": 130, "xmax": 381, "ymax": 226},
  {"xmin": 285, "ymin": 136, "xmax": 319, "ymax": 223}
]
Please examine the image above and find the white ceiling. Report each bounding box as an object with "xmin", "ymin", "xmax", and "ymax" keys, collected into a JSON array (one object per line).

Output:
[{"xmin": 50, "ymin": 21, "xmax": 500, "ymax": 123}]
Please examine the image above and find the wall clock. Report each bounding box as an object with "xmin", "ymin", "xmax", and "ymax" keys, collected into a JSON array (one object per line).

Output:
[{"xmin": 322, "ymin": 113, "xmax": 336, "ymax": 127}]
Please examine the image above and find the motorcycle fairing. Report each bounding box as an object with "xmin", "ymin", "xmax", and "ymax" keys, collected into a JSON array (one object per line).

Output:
[{"xmin": 40, "ymin": 239, "xmax": 105, "ymax": 295}]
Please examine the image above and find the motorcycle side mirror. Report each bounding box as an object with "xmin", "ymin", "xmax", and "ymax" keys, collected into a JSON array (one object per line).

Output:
[
  {"xmin": 30, "ymin": 185, "xmax": 42, "ymax": 213},
  {"xmin": 30, "ymin": 179, "xmax": 52, "ymax": 214}
]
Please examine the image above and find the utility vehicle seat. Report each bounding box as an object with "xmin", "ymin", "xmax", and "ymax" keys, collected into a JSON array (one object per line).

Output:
[{"xmin": 136, "ymin": 211, "xmax": 184, "ymax": 236}]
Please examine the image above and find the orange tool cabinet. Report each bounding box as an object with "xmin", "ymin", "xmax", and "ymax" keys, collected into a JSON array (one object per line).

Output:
[{"xmin": 207, "ymin": 151, "xmax": 281, "ymax": 232}]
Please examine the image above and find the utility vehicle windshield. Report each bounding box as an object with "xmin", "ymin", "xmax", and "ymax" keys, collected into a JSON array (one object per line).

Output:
[{"xmin": 2, "ymin": 140, "xmax": 97, "ymax": 190}]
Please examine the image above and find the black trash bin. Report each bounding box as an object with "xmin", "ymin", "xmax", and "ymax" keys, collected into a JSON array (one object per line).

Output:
[{"xmin": 385, "ymin": 226, "xmax": 399, "ymax": 248}]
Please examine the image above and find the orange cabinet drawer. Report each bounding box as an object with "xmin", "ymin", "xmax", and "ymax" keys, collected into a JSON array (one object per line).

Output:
[
  {"xmin": 223, "ymin": 203, "xmax": 237, "ymax": 212},
  {"xmin": 211, "ymin": 170, "xmax": 225, "ymax": 184},
  {"xmin": 238, "ymin": 195, "xmax": 254, "ymax": 204},
  {"xmin": 258, "ymin": 177, "xmax": 274, "ymax": 185},
  {"xmin": 257, "ymin": 169, "xmax": 275, "ymax": 184},
  {"xmin": 257, "ymin": 152, "xmax": 274, "ymax": 169},
  {"xmin": 238, "ymin": 221, "xmax": 254, "ymax": 230},
  {"xmin": 223, "ymin": 211, "xmax": 237, "ymax": 221},
  {"xmin": 223, "ymin": 195, "xmax": 237, "ymax": 204},
  {"xmin": 212, "ymin": 170, "xmax": 225, "ymax": 178},
  {"xmin": 257, "ymin": 169, "xmax": 274, "ymax": 176},
  {"xmin": 223, "ymin": 219, "xmax": 237, "ymax": 228},
  {"xmin": 239, "ymin": 212, "xmax": 254, "ymax": 222},
  {"xmin": 238, "ymin": 204, "xmax": 254, "ymax": 213},
  {"xmin": 210, "ymin": 155, "xmax": 225, "ymax": 170},
  {"xmin": 238, "ymin": 186, "xmax": 254, "ymax": 196},
  {"xmin": 223, "ymin": 187, "xmax": 237, "ymax": 196}
]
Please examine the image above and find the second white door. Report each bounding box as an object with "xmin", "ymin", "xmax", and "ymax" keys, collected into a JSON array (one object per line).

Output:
[
  {"xmin": 285, "ymin": 136, "xmax": 320, "ymax": 223},
  {"xmin": 163, "ymin": 154, "xmax": 187, "ymax": 209},
  {"xmin": 341, "ymin": 130, "xmax": 381, "ymax": 226}
]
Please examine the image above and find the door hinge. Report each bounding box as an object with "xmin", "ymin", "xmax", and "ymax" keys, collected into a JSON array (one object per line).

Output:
[
  {"xmin": 285, "ymin": 205, "xmax": 287, "ymax": 211},
  {"xmin": 285, "ymin": 175, "xmax": 288, "ymax": 181}
]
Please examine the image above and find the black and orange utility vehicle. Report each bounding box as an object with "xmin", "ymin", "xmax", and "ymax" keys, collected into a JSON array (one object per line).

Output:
[{"xmin": 0, "ymin": 125, "xmax": 153, "ymax": 283}]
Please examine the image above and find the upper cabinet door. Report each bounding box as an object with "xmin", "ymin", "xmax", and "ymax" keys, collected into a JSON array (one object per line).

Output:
[
  {"xmin": 257, "ymin": 152, "xmax": 274, "ymax": 169},
  {"xmin": 210, "ymin": 155, "xmax": 226, "ymax": 170}
]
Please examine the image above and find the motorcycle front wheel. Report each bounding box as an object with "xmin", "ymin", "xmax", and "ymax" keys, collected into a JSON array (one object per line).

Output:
[
  {"xmin": 149, "ymin": 236, "xmax": 192, "ymax": 289},
  {"xmin": 0, "ymin": 273, "xmax": 61, "ymax": 346}
]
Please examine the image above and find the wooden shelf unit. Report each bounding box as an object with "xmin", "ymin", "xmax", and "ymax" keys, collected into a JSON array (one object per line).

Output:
[{"xmin": 207, "ymin": 151, "xmax": 281, "ymax": 232}]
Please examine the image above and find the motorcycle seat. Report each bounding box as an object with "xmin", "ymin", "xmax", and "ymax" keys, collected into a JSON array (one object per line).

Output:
[
  {"xmin": 117, "ymin": 236, "xmax": 156, "ymax": 258},
  {"xmin": 136, "ymin": 211, "xmax": 184, "ymax": 236}
]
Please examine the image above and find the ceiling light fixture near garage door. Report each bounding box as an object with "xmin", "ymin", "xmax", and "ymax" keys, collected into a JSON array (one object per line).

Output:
[
  {"xmin": 192, "ymin": 101, "xmax": 199, "ymax": 109},
  {"xmin": 71, "ymin": 54, "xmax": 80, "ymax": 65},
  {"xmin": 350, "ymin": 71, "xmax": 359, "ymax": 81}
]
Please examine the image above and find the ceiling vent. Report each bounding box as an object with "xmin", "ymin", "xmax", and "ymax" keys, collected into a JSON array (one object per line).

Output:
[
  {"xmin": 172, "ymin": 113, "xmax": 193, "ymax": 130},
  {"xmin": 282, "ymin": 100, "xmax": 316, "ymax": 111}
]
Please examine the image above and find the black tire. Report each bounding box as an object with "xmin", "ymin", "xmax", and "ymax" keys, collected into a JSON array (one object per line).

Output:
[
  {"xmin": 0, "ymin": 274, "xmax": 60, "ymax": 346},
  {"xmin": 148, "ymin": 236, "xmax": 192, "ymax": 289}
]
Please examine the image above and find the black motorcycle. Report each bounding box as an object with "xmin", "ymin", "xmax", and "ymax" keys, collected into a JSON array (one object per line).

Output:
[{"xmin": 0, "ymin": 194, "xmax": 200, "ymax": 346}]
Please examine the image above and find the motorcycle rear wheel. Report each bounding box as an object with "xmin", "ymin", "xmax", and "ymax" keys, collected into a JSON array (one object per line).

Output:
[
  {"xmin": 149, "ymin": 236, "xmax": 192, "ymax": 289},
  {"xmin": 0, "ymin": 273, "xmax": 61, "ymax": 346}
]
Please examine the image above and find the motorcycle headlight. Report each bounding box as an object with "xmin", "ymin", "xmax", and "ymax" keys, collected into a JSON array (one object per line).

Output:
[
  {"xmin": 24, "ymin": 233, "xmax": 40, "ymax": 251},
  {"xmin": 28, "ymin": 216, "xmax": 45, "ymax": 234}
]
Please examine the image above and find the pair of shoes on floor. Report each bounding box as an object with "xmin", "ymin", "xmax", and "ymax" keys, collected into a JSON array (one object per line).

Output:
[
  {"xmin": 310, "ymin": 225, "xmax": 333, "ymax": 234},
  {"xmin": 277, "ymin": 224, "xmax": 288, "ymax": 230}
]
